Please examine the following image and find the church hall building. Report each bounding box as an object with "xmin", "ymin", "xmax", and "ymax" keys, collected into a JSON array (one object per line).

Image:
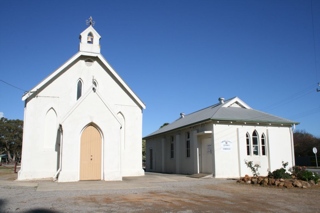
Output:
[{"xmin": 144, "ymin": 97, "xmax": 298, "ymax": 178}]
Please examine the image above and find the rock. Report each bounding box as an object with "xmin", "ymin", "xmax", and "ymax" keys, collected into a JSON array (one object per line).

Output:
[
  {"xmin": 260, "ymin": 178, "xmax": 268, "ymax": 186},
  {"xmin": 257, "ymin": 177, "xmax": 264, "ymax": 184},
  {"xmin": 243, "ymin": 175, "xmax": 250, "ymax": 182},
  {"xmin": 278, "ymin": 182, "xmax": 284, "ymax": 187},
  {"xmin": 275, "ymin": 180, "xmax": 280, "ymax": 186},
  {"xmin": 251, "ymin": 177, "xmax": 258, "ymax": 184},
  {"xmin": 293, "ymin": 180, "xmax": 302, "ymax": 188},
  {"xmin": 269, "ymin": 178, "xmax": 275, "ymax": 185},
  {"xmin": 308, "ymin": 180, "xmax": 315, "ymax": 186},
  {"xmin": 280, "ymin": 178, "xmax": 285, "ymax": 182},
  {"xmin": 301, "ymin": 181, "xmax": 311, "ymax": 188},
  {"xmin": 284, "ymin": 181, "xmax": 293, "ymax": 188}
]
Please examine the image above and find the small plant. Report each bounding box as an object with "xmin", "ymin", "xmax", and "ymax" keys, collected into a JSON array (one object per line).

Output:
[
  {"xmin": 245, "ymin": 160, "xmax": 260, "ymax": 177},
  {"xmin": 282, "ymin": 161, "xmax": 288, "ymax": 169},
  {"xmin": 268, "ymin": 161, "xmax": 291, "ymax": 179}
]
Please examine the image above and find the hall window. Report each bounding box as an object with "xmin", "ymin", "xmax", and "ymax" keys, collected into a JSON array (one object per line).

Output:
[
  {"xmin": 252, "ymin": 130, "xmax": 259, "ymax": 155},
  {"xmin": 77, "ymin": 80, "xmax": 82, "ymax": 100},
  {"xmin": 170, "ymin": 136, "xmax": 174, "ymax": 158},
  {"xmin": 149, "ymin": 148, "xmax": 153, "ymax": 170},
  {"xmin": 261, "ymin": 133, "xmax": 266, "ymax": 156},
  {"xmin": 246, "ymin": 132, "xmax": 250, "ymax": 155},
  {"xmin": 186, "ymin": 132, "xmax": 190, "ymax": 158}
]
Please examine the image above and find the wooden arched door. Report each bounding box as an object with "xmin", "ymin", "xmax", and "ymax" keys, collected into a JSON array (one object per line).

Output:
[{"xmin": 80, "ymin": 125, "xmax": 101, "ymax": 180}]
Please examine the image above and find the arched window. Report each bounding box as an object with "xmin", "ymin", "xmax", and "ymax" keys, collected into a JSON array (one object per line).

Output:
[
  {"xmin": 77, "ymin": 80, "xmax": 82, "ymax": 100},
  {"xmin": 246, "ymin": 132, "xmax": 250, "ymax": 155},
  {"xmin": 252, "ymin": 130, "xmax": 259, "ymax": 155},
  {"xmin": 87, "ymin": 32, "xmax": 94, "ymax": 44},
  {"xmin": 261, "ymin": 133, "xmax": 266, "ymax": 156}
]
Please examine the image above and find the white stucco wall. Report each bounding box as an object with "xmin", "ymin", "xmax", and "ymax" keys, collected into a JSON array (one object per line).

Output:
[
  {"xmin": 146, "ymin": 122, "xmax": 295, "ymax": 179},
  {"xmin": 19, "ymin": 56, "xmax": 144, "ymax": 182},
  {"xmin": 213, "ymin": 124, "xmax": 294, "ymax": 178}
]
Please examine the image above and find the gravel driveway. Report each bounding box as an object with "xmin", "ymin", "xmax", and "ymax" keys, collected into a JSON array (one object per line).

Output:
[{"xmin": 0, "ymin": 166, "xmax": 319, "ymax": 213}]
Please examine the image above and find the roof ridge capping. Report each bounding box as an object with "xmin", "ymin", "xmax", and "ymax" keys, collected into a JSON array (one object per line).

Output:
[{"xmin": 221, "ymin": 97, "xmax": 251, "ymax": 109}]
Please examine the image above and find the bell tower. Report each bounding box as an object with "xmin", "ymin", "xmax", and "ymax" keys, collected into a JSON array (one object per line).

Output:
[{"xmin": 79, "ymin": 17, "xmax": 101, "ymax": 53}]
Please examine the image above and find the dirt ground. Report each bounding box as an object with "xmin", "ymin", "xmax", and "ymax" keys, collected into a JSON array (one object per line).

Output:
[{"xmin": 1, "ymin": 165, "xmax": 320, "ymax": 213}]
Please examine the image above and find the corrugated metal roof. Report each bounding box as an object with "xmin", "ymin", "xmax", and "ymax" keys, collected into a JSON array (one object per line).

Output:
[{"xmin": 144, "ymin": 97, "xmax": 298, "ymax": 138}]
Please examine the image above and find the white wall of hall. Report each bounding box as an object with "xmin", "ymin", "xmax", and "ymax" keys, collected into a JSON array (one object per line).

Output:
[
  {"xmin": 213, "ymin": 124, "xmax": 294, "ymax": 178},
  {"xmin": 146, "ymin": 128, "xmax": 204, "ymax": 175},
  {"xmin": 267, "ymin": 127, "xmax": 294, "ymax": 172},
  {"xmin": 146, "ymin": 136, "xmax": 162, "ymax": 172}
]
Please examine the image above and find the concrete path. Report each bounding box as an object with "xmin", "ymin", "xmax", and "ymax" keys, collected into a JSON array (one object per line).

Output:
[{"xmin": 1, "ymin": 172, "xmax": 213, "ymax": 192}]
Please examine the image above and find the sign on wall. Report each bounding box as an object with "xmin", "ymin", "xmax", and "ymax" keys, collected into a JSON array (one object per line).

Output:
[{"xmin": 221, "ymin": 140, "xmax": 232, "ymax": 151}]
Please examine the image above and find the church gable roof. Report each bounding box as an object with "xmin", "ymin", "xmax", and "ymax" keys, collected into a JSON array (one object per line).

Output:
[
  {"xmin": 144, "ymin": 97, "xmax": 298, "ymax": 138},
  {"xmin": 22, "ymin": 23, "xmax": 146, "ymax": 110}
]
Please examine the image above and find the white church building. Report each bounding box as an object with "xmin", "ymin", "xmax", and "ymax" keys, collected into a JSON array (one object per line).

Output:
[
  {"xmin": 144, "ymin": 97, "xmax": 298, "ymax": 178},
  {"xmin": 18, "ymin": 18, "xmax": 146, "ymax": 182}
]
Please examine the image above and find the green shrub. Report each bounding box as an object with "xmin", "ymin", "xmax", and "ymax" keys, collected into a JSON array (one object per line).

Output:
[
  {"xmin": 269, "ymin": 168, "xmax": 291, "ymax": 179},
  {"xmin": 268, "ymin": 161, "xmax": 291, "ymax": 179},
  {"xmin": 291, "ymin": 166, "xmax": 319, "ymax": 184}
]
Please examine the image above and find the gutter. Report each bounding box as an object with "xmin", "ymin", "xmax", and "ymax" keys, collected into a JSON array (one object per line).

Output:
[{"xmin": 53, "ymin": 124, "xmax": 63, "ymax": 181}]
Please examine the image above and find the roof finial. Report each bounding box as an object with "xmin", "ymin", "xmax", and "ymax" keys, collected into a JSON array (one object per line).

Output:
[{"xmin": 86, "ymin": 16, "xmax": 95, "ymax": 26}]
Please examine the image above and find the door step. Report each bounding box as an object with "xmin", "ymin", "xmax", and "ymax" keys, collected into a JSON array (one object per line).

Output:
[{"xmin": 187, "ymin": 173, "xmax": 212, "ymax": 179}]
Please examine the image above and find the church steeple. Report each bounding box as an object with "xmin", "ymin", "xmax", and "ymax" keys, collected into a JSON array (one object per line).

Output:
[{"xmin": 79, "ymin": 17, "xmax": 101, "ymax": 53}]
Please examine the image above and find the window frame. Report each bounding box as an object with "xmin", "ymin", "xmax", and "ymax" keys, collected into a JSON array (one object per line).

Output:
[
  {"xmin": 252, "ymin": 130, "xmax": 259, "ymax": 156},
  {"xmin": 186, "ymin": 132, "xmax": 190, "ymax": 158},
  {"xmin": 149, "ymin": 148, "xmax": 153, "ymax": 170},
  {"xmin": 246, "ymin": 132, "xmax": 251, "ymax": 156},
  {"xmin": 77, "ymin": 79, "xmax": 82, "ymax": 100},
  {"xmin": 261, "ymin": 133, "xmax": 266, "ymax": 156},
  {"xmin": 170, "ymin": 136, "xmax": 174, "ymax": 159}
]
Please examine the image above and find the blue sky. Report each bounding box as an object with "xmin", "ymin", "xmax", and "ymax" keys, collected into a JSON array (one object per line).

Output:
[{"xmin": 0, "ymin": 0, "xmax": 319, "ymax": 137}]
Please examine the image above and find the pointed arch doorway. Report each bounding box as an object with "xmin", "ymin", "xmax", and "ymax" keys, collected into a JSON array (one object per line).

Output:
[{"xmin": 80, "ymin": 125, "xmax": 102, "ymax": 180}]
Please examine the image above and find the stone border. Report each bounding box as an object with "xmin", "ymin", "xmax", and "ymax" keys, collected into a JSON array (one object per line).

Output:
[{"xmin": 237, "ymin": 175, "xmax": 318, "ymax": 189}]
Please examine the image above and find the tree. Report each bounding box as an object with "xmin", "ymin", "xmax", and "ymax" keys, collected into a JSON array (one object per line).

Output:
[
  {"xmin": 0, "ymin": 118, "xmax": 23, "ymax": 162},
  {"xmin": 294, "ymin": 130, "xmax": 320, "ymax": 156}
]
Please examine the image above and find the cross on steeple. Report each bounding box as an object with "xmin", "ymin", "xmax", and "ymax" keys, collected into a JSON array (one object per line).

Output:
[{"xmin": 86, "ymin": 16, "xmax": 95, "ymax": 26}]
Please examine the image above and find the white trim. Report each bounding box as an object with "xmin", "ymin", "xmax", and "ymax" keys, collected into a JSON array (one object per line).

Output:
[
  {"xmin": 22, "ymin": 52, "xmax": 146, "ymax": 110},
  {"xmin": 197, "ymin": 131, "xmax": 212, "ymax": 136},
  {"xmin": 237, "ymin": 128, "xmax": 242, "ymax": 178},
  {"xmin": 222, "ymin": 97, "xmax": 251, "ymax": 109},
  {"xmin": 60, "ymin": 86, "xmax": 122, "ymax": 127}
]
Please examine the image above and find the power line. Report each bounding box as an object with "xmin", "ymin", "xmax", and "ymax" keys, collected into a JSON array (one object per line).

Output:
[
  {"xmin": 261, "ymin": 84, "xmax": 315, "ymax": 112},
  {"xmin": 290, "ymin": 106, "xmax": 320, "ymax": 119},
  {"xmin": 0, "ymin": 79, "xmax": 27, "ymax": 92}
]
